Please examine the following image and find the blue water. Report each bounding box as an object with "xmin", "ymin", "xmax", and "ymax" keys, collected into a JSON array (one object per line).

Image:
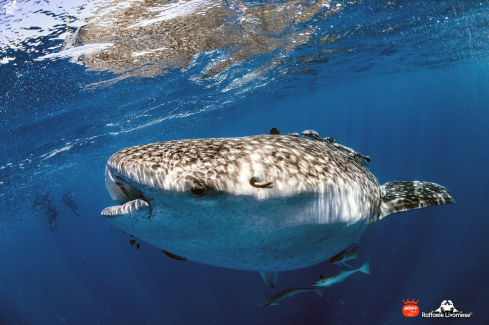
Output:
[{"xmin": 1, "ymin": 0, "xmax": 489, "ymax": 324}]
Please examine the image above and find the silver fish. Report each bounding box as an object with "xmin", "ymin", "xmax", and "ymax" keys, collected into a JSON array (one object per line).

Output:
[
  {"xmin": 312, "ymin": 262, "xmax": 370, "ymax": 287},
  {"xmin": 331, "ymin": 247, "xmax": 361, "ymax": 268},
  {"xmin": 101, "ymin": 131, "xmax": 455, "ymax": 287},
  {"xmin": 258, "ymin": 287, "xmax": 323, "ymax": 307}
]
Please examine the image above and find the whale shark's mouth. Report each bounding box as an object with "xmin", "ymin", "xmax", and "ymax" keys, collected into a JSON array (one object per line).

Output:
[{"xmin": 101, "ymin": 168, "xmax": 151, "ymax": 218}]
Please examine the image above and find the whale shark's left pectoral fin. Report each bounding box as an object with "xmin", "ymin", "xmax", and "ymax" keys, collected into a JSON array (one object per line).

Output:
[
  {"xmin": 379, "ymin": 181, "xmax": 455, "ymax": 219},
  {"xmin": 260, "ymin": 271, "xmax": 278, "ymax": 288}
]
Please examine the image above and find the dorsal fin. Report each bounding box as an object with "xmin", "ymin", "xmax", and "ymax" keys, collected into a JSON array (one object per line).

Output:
[
  {"xmin": 379, "ymin": 181, "xmax": 455, "ymax": 219},
  {"xmin": 319, "ymin": 275, "xmax": 324, "ymax": 278},
  {"xmin": 289, "ymin": 286, "xmax": 296, "ymax": 289}
]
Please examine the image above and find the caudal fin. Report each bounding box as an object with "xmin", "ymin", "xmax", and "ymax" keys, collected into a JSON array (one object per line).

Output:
[
  {"xmin": 379, "ymin": 181, "xmax": 455, "ymax": 219},
  {"xmin": 359, "ymin": 261, "xmax": 370, "ymax": 274},
  {"xmin": 314, "ymin": 288, "xmax": 324, "ymax": 298}
]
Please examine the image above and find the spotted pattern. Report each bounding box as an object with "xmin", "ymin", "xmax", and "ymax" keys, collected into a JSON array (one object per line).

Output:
[
  {"xmin": 107, "ymin": 134, "xmax": 380, "ymax": 202},
  {"xmin": 379, "ymin": 181, "xmax": 456, "ymax": 218},
  {"xmin": 102, "ymin": 134, "xmax": 456, "ymax": 272}
]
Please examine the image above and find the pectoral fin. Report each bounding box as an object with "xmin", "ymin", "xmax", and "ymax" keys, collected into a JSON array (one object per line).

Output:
[
  {"xmin": 260, "ymin": 271, "xmax": 278, "ymax": 288},
  {"xmin": 379, "ymin": 181, "xmax": 455, "ymax": 219}
]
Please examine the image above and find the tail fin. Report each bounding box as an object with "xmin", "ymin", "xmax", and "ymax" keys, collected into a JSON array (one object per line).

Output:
[
  {"xmin": 379, "ymin": 181, "xmax": 455, "ymax": 219},
  {"xmin": 314, "ymin": 288, "xmax": 324, "ymax": 298},
  {"xmin": 359, "ymin": 261, "xmax": 370, "ymax": 274}
]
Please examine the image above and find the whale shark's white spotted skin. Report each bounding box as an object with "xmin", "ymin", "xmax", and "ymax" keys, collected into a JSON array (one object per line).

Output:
[
  {"xmin": 101, "ymin": 134, "xmax": 455, "ymax": 273},
  {"xmin": 379, "ymin": 181, "xmax": 453, "ymax": 216}
]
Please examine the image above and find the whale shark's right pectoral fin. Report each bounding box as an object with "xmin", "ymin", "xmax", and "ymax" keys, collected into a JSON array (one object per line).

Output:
[
  {"xmin": 260, "ymin": 271, "xmax": 278, "ymax": 288},
  {"xmin": 379, "ymin": 181, "xmax": 455, "ymax": 219}
]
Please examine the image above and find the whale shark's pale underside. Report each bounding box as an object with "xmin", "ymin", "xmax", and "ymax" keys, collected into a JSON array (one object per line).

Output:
[{"xmin": 101, "ymin": 131, "xmax": 455, "ymax": 287}]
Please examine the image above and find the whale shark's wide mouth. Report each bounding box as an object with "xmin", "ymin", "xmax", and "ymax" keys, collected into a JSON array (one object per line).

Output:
[
  {"xmin": 101, "ymin": 167, "xmax": 151, "ymax": 218},
  {"xmin": 101, "ymin": 198, "xmax": 150, "ymax": 217}
]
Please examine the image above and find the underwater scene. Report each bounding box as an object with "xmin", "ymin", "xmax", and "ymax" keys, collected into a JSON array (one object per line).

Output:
[{"xmin": 1, "ymin": 0, "xmax": 489, "ymax": 324}]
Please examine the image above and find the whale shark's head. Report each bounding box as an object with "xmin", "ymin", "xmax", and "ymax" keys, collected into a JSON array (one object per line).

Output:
[{"xmin": 101, "ymin": 135, "xmax": 345, "ymax": 219}]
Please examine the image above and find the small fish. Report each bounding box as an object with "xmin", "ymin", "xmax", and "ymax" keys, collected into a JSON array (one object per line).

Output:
[
  {"xmin": 19, "ymin": 302, "xmax": 26, "ymax": 310},
  {"xmin": 162, "ymin": 250, "xmax": 186, "ymax": 261},
  {"xmin": 106, "ymin": 302, "xmax": 112, "ymax": 316},
  {"xmin": 55, "ymin": 317, "xmax": 67, "ymax": 322},
  {"xmin": 391, "ymin": 248, "xmax": 397, "ymax": 251},
  {"xmin": 130, "ymin": 235, "xmax": 135, "ymax": 237},
  {"xmin": 312, "ymin": 262, "xmax": 370, "ymax": 287},
  {"xmin": 129, "ymin": 240, "xmax": 136, "ymax": 246},
  {"xmin": 97, "ymin": 319, "xmax": 101, "ymax": 325},
  {"xmin": 137, "ymin": 243, "xmax": 140, "ymax": 250},
  {"xmin": 43, "ymin": 288, "xmax": 54, "ymax": 297},
  {"xmin": 331, "ymin": 247, "xmax": 361, "ymax": 268},
  {"xmin": 339, "ymin": 299, "xmax": 345, "ymax": 306},
  {"xmin": 258, "ymin": 287, "xmax": 323, "ymax": 307}
]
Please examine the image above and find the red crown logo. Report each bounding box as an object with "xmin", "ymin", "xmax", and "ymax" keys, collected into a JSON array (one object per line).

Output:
[{"xmin": 403, "ymin": 299, "xmax": 419, "ymax": 305}]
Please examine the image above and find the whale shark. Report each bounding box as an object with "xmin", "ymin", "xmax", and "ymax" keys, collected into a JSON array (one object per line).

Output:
[{"xmin": 101, "ymin": 129, "xmax": 455, "ymax": 287}]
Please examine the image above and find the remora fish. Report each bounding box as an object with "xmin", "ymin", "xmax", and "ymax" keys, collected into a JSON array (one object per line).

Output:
[
  {"xmin": 331, "ymin": 247, "xmax": 361, "ymax": 268},
  {"xmin": 101, "ymin": 130, "xmax": 455, "ymax": 287},
  {"xmin": 258, "ymin": 287, "xmax": 323, "ymax": 307},
  {"xmin": 312, "ymin": 261, "xmax": 371, "ymax": 287}
]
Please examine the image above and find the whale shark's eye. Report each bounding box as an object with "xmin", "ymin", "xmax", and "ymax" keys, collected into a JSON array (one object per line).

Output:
[{"xmin": 191, "ymin": 182, "xmax": 207, "ymax": 196}]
